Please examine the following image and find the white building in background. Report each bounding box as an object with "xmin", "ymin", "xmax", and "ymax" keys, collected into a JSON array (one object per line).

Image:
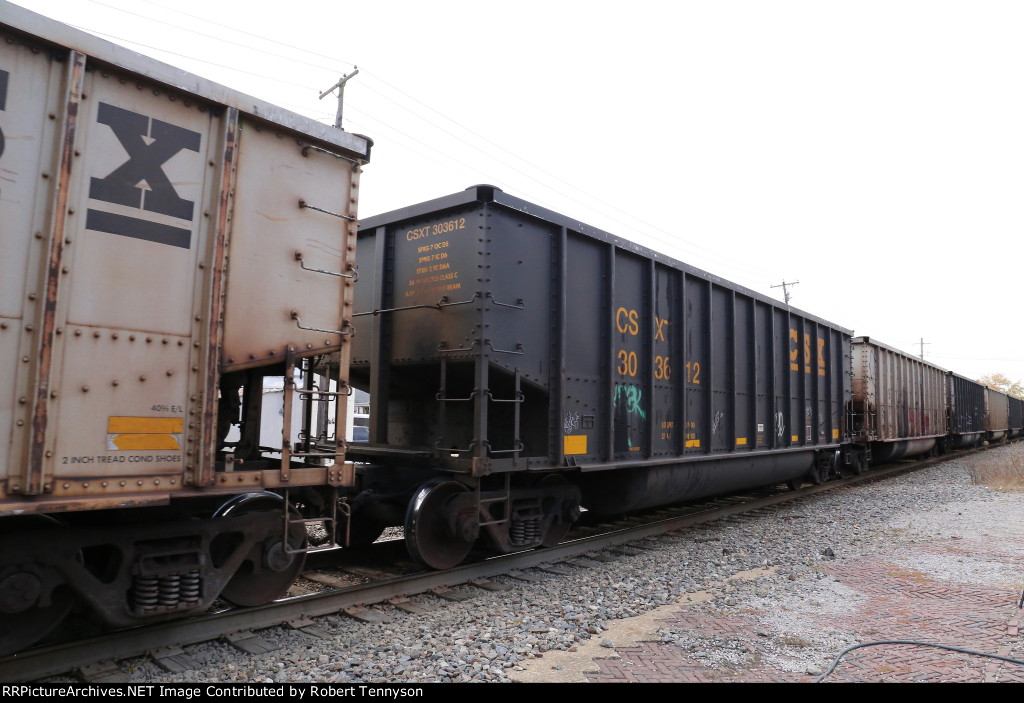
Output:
[
  {"xmin": 349, "ymin": 389, "xmax": 370, "ymax": 442},
  {"xmin": 223, "ymin": 374, "xmax": 371, "ymax": 455}
]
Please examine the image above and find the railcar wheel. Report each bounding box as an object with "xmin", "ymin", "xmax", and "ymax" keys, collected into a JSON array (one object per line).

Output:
[
  {"xmin": 405, "ymin": 480, "xmax": 475, "ymax": 570},
  {"xmin": 213, "ymin": 493, "xmax": 307, "ymax": 607},
  {"xmin": 786, "ymin": 479, "xmax": 803, "ymax": 491},
  {"xmin": 0, "ymin": 516, "xmax": 76, "ymax": 655},
  {"xmin": 0, "ymin": 573, "xmax": 75, "ymax": 655},
  {"xmin": 808, "ymin": 467, "xmax": 824, "ymax": 485}
]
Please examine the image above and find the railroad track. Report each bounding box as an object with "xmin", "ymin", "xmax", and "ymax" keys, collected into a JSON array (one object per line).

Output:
[{"xmin": 0, "ymin": 452, "xmax": 970, "ymax": 682}]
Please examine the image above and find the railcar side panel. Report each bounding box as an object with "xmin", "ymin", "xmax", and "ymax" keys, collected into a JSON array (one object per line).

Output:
[
  {"xmin": 0, "ymin": 29, "xmax": 68, "ymax": 496},
  {"xmin": 221, "ymin": 122, "xmax": 360, "ymax": 373},
  {"xmin": 1009, "ymin": 396, "xmax": 1023, "ymax": 439},
  {"xmin": 652, "ymin": 264, "xmax": 679, "ymax": 457},
  {"xmin": 353, "ymin": 186, "xmax": 852, "ymax": 514},
  {"xmin": 684, "ymin": 275, "xmax": 708, "ymax": 456},
  {"xmin": 984, "ymin": 387, "xmax": 1009, "ymax": 442},
  {"xmin": 47, "ymin": 62, "xmax": 219, "ymax": 491},
  {"xmin": 611, "ymin": 250, "xmax": 649, "ymax": 459},
  {"xmin": 947, "ymin": 372, "xmax": 986, "ymax": 447},
  {"xmin": 562, "ymin": 231, "xmax": 606, "ymax": 459}
]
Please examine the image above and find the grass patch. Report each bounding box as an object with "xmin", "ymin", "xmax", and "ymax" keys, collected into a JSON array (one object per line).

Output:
[{"xmin": 968, "ymin": 444, "xmax": 1024, "ymax": 491}]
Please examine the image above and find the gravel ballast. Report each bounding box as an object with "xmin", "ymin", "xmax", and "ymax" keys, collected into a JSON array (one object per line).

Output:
[{"xmin": 45, "ymin": 445, "xmax": 1024, "ymax": 683}]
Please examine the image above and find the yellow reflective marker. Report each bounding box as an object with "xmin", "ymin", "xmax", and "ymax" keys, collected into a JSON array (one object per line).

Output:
[
  {"xmin": 110, "ymin": 434, "xmax": 181, "ymax": 450},
  {"xmin": 563, "ymin": 435, "xmax": 587, "ymax": 455},
  {"xmin": 108, "ymin": 417, "xmax": 184, "ymax": 434},
  {"xmin": 107, "ymin": 417, "xmax": 183, "ymax": 451}
]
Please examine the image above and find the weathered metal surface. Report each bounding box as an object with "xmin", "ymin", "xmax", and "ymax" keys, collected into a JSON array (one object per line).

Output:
[
  {"xmin": 220, "ymin": 129, "xmax": 359, "ymax": 372},
  {"xmin": 196, "ymin": 108, "xmax": 239, "ymax": 488},
  {"xmin": 0, "ymin": 2, "xmax": 369, "ymax": 510},
  {"xmin": 26, "ymin": 51, "xmax": 86, "ymax": 498},
  {"xmin": 984, "ymin": 386, "xmax": 1009, "ymax": 440},
  {"xmin": 849, "ymin": 336, "xmax": 946, "ymax": 461}
]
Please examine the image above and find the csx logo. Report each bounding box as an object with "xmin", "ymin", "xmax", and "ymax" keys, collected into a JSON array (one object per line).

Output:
[
  {"xmin": 616, "ymin": 307, "xmax": 639, "ymax": 335},
  {"xmin": 789, "ymin": 328, "xmax": 827, "ymax": 376},
  {"xmin": 86, "ymin": 103, "xmax": 201, "ymax": 249},
  {"xmin": 616, "ymin": 307, "xmax": 670, "ymax": 341}
]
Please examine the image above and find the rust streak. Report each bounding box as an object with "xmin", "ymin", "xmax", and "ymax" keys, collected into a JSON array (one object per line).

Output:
[
  {"xmin": 27, "ymin": 51, "xmax": 86, "ymax": 496},
  {"xmin": 197, "ymin": 108, "xmax": 239, "ymax": 487}
]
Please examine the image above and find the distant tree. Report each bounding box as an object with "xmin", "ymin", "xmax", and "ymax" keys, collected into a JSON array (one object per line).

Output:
[{"xmin": 979, "ymin": 373, "xmax": 1024, "ymax": 399}]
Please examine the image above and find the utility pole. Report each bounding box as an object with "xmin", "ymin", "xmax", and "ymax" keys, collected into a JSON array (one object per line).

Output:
[
  {"xmin": 771, "ymin": 280, "xmax": 799, "ymax": 305},
  {"xmin": 918, "ymin": 338, "xmax": 930, "ymax": 360},
  {"xmin": 319, "ymin": 67, "xmax": 359, "ymax": 130}
]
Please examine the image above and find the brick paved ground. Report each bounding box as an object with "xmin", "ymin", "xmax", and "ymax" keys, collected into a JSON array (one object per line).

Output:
[{"xmin": 580, "ymin": 532, "xmax": 1024, "ymax": 683}]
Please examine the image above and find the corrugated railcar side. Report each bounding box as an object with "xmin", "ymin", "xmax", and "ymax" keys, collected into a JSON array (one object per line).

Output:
[
  {"xmin": 849, "ymin": 336, "xmax": 947, "ymax": 466},
  {"xmin": 1008, "ymin": 395, "xmax": 1023, "ymax": 440},
  {"xmin": 984, "ymin": 387, "xmax": 1010, "ymax": 443},
  {"xmin": 946, "ymin": 372, "xmax": 986, "ymax": 448}
]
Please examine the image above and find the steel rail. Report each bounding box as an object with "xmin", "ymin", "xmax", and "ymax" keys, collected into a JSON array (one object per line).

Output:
[{"xmin": 0, "ymin": 449, "xmax": 985, "ymax": 682}]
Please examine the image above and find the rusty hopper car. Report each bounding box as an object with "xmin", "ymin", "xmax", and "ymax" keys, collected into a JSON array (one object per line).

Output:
[
  {"xmin": 946, "ymin": 372, "xmax": 986, "ymax": 448},
  {"xmin": 984, "ymin": 387, "xmax": 1010, "ymax": 444},
  {"xmin": 848, "ymin": 336, "xmax": 947, "ymax": 467},
  {"xmin": 0, "ymin": 3, "xmax": 370, "ymax": 653},
  {"xmin": 350, "ymin": 185, "xmax": 851, "ymax": 569}
]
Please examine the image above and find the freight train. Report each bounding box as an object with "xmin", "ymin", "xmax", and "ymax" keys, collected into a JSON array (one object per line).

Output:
[{"xmin": 0, "ymin": 3, "xmax": 1018, "ymax": 655}]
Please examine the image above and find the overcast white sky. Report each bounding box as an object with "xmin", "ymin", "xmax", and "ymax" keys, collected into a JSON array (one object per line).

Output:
[{"xmin": 9, "ymin": 0, "xmax": 1024, "ymax": 386}]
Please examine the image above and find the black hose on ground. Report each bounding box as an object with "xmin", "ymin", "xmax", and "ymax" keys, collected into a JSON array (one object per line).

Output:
[{"xmin": 815, "ymin": 640, "xmax": 1024, "ymax": 683}]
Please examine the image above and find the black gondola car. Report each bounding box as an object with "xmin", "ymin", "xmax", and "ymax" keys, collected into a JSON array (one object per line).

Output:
[
  {"xmin": 350, "ymin": 186, "xmax": 851, "ymax": 567},
  {"xmin": 946, "ymin": 372, "xmax": 986, "ymax": 448},
  {"xmin": 1009, "ymin": 395, "xmax": 1023, "ymax": 440}
]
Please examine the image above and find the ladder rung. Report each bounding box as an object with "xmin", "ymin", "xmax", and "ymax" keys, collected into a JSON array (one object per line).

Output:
[{"xmin": 295, "ymin": 390, "xmax": 350, "ymax": 399}]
